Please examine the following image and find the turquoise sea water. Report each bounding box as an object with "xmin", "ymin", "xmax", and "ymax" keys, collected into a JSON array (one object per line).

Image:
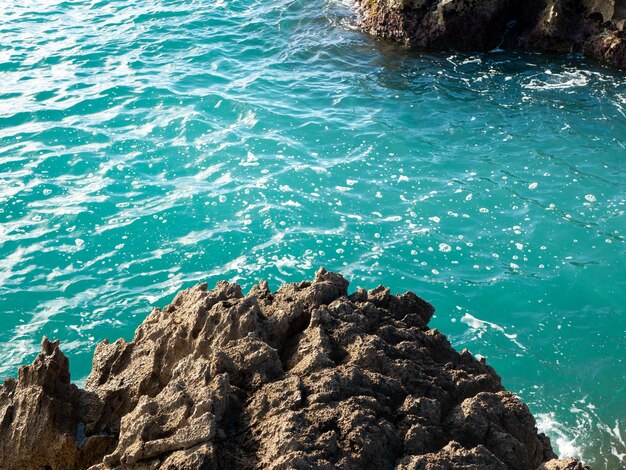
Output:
[{"xmin": 1, "ymin": 0, "xmax": 625, "ymax": 467}]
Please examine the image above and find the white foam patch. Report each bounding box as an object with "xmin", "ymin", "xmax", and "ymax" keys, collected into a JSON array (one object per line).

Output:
[
  {"xmin": 461, "ymin": 313, "xmax": 526, "ymax": 350},
  {"xmin": 281, "ymin": 200, "xmax": 302, "ymax": 207},
  {"xmin": 536, "ymin": 412, "xmax": 582, "ymax": 459},
  {"xmin": 536, "ymin": 402, "xmax": 626, "ymax": 467},
  {"xmin": 523, "ymin": 70, "xmax": 590, "ymax": 90}
]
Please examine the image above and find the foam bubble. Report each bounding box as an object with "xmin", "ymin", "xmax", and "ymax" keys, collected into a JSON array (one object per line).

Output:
[{"xmin": 439, "ymin": 243, "xmax": 452, "ymax": 253}]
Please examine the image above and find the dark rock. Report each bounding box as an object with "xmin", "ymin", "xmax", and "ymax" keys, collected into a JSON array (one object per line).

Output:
[
  {"xmin": 357, "ymin": 0, "xmax": 626, "ymax": 68},
  {"xmin": 0, "ymin": 269, "xmax": 590, "ymax": 469}
]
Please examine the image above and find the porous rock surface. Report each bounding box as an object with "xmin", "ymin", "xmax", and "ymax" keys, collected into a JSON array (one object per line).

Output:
[
  {"xmin": 0, "ymin": 269, "xmax": 589, "ymax": 469},
  {"xmin": 358, "ymin": 0, "xmax": 626, "ymax": 68}
]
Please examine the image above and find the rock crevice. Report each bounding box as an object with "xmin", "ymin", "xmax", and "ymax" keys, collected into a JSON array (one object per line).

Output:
[{"xmin": 0, "ymin": 269, "xmax": 589, "ymax": 469}]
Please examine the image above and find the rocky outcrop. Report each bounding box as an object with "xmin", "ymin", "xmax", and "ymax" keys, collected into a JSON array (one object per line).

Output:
[
  {"xmin": 358, "ymin": 0, "xmax": 626, "ymax": 69},
  {"xmin": 0, "ymin": 338, "xmax": 117, "ymax": 469},
  {"xmin": 0, "ymin": 269, "xmax": 589, "ymax": 469}
]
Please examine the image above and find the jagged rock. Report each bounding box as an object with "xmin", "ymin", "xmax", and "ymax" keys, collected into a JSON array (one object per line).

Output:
[
  {"xmin": 538, "ymin": 457, "xmax": 593, "ymax": 470},
  {"xmin": 397, "ymin": 441, "xmax": 509, "ymax": 469},
  {"xmin": 0, "ymin": 269, "xmax": 590, "ymax": 469},
  {"xmin": 357, "ymin": 0, "xmax": 626, "ymax": 68},
  {"xmin": 0, "ymin": 338, "xmax": 116, "ymax": 469}
]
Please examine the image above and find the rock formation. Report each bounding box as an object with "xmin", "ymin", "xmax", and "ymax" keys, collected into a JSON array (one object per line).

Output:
[
  {"xmin": 358, "ymin": 0, "xmax": 626, "ymax": 69},
  {"xmin": 0, "ymin": 269, "xmax": 590, "ymax": 469}
]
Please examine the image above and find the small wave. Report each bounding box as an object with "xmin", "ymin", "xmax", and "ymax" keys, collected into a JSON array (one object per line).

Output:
[
  {"xmin": 522, "ymin": 70, "xmax": 589, "ymax": 90},
  {"xmin": 536, "ymin": 405, "xmax": 626, "ymax": 468},
  {"xmin": 536, "ymin": 412, "xmax": 584, "ymax": 459},
  {"xmin": 460, "ymin": 313, "xmax": 526, "ymax": 350}
]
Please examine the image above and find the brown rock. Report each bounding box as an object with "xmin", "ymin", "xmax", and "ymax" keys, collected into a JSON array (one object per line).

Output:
[
  {"xmin": 397, "ymin": 441, "xmax": 509, "ymax": 469},
  {"xmin": 0, "ymin": 269, "xmax": 589, "ymax": 469},
  {"xmin": 0, "ymin": 338, "xmax": 116, "ymax": 470},
  {"xmin": 538, "ymin": 457, "xmax": 592, "ymax": 470}
]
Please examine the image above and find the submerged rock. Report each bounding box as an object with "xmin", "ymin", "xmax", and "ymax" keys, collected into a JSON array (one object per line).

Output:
[
  {"xmin": 357, "ymin": 0, "xmax": 626, "ymax": 69},
  {"xmin": 0, "ymin": 269, "xmax": 589, "ymax": 469}
]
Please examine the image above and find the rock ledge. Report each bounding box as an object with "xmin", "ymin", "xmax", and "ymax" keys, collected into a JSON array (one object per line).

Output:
[
  {"xmin": 0, "ymin": 269, "xmax": 589, "ymax": 469},
  {"xmin": 357, "ymin": 0, "xmax": 626, "ymax": 69}
]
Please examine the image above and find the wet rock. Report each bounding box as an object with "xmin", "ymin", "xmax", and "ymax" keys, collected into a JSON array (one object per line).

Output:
[
  {"xmin": 357, "ymin": 0, "xmax": 626, "ymax": 68},
  {"xmin": 0, "ymin": 269, "xmax": 590, "ymax": 469}
]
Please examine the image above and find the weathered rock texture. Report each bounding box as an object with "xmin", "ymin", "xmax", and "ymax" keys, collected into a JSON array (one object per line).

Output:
[
  {"xmin": 358, "ymin": 0, "xmax": 626, "ymax": 68},
  {"xmin": 0, "ymin": 269, "xmax": 589, "ymax": 469}
]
